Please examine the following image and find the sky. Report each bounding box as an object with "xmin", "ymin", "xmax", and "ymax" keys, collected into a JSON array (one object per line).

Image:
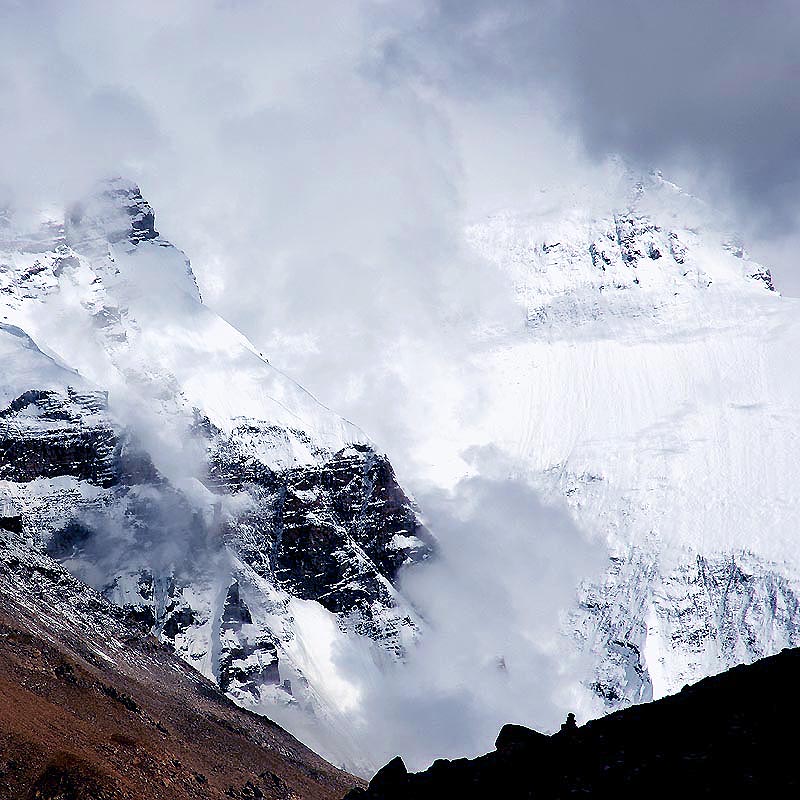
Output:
[
  {"xmin": 2, "ymin": 4, "xmax": 798, "ymax": 430},
  {"xmin": 2, "ymin": 0, "xmax": 799, "ymax": 769}
]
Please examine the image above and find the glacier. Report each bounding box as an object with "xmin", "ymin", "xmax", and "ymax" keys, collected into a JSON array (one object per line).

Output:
[{"xmin": 460, "ymin": 172, "xmax": 800, "ymax": 716}]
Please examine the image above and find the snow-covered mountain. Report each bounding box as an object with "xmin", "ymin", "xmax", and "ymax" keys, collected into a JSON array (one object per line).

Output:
[
  {"xmin": 2, "ymin": 170, "xmax": 799, "ymax": 776},
  {"xmin": 0, "ymin": 179, "xmax": 432, "ymax": 774},
  {"xmin": 462, "ymin": 171, "xmax": 800, "ymax": 716}
]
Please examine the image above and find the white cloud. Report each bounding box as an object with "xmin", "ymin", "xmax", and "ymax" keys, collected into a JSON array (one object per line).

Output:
[{"xmin": 333, "ymin": 447, "xmax": 606, "ymax": 771}]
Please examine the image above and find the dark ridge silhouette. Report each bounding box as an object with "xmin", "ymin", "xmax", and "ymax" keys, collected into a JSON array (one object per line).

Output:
[{"xmin": 347, "ymin": 648, "xmax": 800, "ymax": 798}]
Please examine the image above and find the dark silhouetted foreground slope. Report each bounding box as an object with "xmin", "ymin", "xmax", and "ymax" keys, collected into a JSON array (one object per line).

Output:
[{"xmin": 348, "ymin": 648, "xmax": 800, "ymax": 798}]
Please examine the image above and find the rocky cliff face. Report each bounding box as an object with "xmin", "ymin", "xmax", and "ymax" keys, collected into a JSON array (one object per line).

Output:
[
  {"xmin": 0, "ymin": 386, "xmax": 115, "ymax": 485},
  {"xmin": 0, "ymin": 523, "xmax": 361, "ymax": 800},
  {"xmin": 0, "ymin": 181, "xmax": 432, "ymax": 773},
  {"xmin": 3, "ymin": 170, "xmax": 799, "ymax": 775}
]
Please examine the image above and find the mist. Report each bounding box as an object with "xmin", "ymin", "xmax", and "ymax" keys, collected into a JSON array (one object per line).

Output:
[
  {"xmin": 4, "ymin": 2, "xmax": 796, "ymax": 482},
  {"xmin": 2, "ymin": 0, "xmax": 798, "ymax": 775},
  {"xmin": 261, "ymin": 448, "xmax": 607, "ymax": 774},
  {"xmin": 346, "ymin": 449, "xmax": 606, "ymax": 770}
]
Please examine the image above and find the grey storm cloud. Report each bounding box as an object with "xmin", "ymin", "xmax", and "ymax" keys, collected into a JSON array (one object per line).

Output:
[
  {"xmin": 1, "ymin": 0, "xmax": 797, "ymax": 468},
  {"xmin": 2, "ymin": 2, "xmax": 798, "ymax": 266},
  {"xmin": 543, "ymin": 0, "xmax": 800, "ymax": 217},
  {"xmin": 384, "ymin": 0, "xmax": 800, "ymax": 226},
  {"xmin": 1, "ymin": 0, "xmax": 797, "ymax": 447}
]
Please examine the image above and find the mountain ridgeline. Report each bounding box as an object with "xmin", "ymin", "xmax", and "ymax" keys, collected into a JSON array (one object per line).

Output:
[
  {"xmin": 348, "ymin": 646, "xmax": 800, "ymax": 798},
  {"xmin": 0, "ymin": 179, "xmax": 432, "ymax": 773},
  {"xmin": 1, "ymin": 172, "xmax": 800, "ymax": 778}
]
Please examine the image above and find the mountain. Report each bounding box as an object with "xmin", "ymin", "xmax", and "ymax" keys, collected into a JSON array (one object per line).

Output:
[
  {"xmin": 2, "ymin": 170, "xmax": 798, "ymax": 777},
  {"xmin": 460, "ymin": 171, "xmax": 800, "ymax": 716},
  {"xmin": 0, "ymin": 179, "xmax": 432, "ymax": 774},
  {"xmin": 0, "ymin": 520, "xmax": 361, "ymax": 799},
  {"xmin": 346, "ymin": 645, "xmax": 800, "ymax": 798}
]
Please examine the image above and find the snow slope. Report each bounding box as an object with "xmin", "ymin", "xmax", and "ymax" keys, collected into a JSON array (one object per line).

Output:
[
  {"xmin": 1, "ymin": 178, "xmax": 365, "ymax": 467},
  {"xmin": 2, "ymin": 170, "xmax": 798, "ymax": 774},
  {"xmin": 461, "ymin": 172, "xmax": 800, "ymax": 711}
]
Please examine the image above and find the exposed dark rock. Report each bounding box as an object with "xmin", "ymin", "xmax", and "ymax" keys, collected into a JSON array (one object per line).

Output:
[
  {"xmin": 162, "ymin": 606, "xmax": 198, "ymax": 640},
  {"xmin": 0, "ymin": 514, "xmax": 22, "ymax": 534},
  {"xmin": 67, "ymin": 179, "xmax": 159, "ymax": 246},
  {"xmin": 749, "ymin": 265, "xmax": 776, "ymax": 291},
  {"xmin": 558, "ymin": 712, "xmax": 577, "ymax": 734},
  {"xmin": 0, "ymin": 389, "xmax": 117, "ymax": 486},
  {"xmin": 588, "ymin": 242, "xmax": 610, "ymax": 270},
  {"xmin": 205, "ymin": 426, "xmax": 434, "ymax": 624},
  {"xmin": 99, "ymin": 683, "xmax": 140, "ymax": 713},
  {"xmin": 614, "ymin": 214, "xmax": 653, "ymax": 265},
  {"xmin": 218, "ymin": 582, "xmax": 280, "ymax": 695},
  {"xmin": 223, "ymin": 582, "xmax": 254, "ymax": 626}
]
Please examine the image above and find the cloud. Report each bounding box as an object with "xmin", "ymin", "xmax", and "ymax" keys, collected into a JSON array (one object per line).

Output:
[
  {"xmin": 335, "ymin": 447, "xmax": 607, "ymax": 771},
  {"xmin": 3, "ymin": 2, "xmax": 798, "ymax": 245},
  {"xmin": 542, "ymin": 1, "xmax": 800, "ymax": 212},
  {"xmin": 379, "ymin": 0, "xmax": 800, "ymax": 290},
  {"xmin": 0, "ymin": 3, "xmax": 161, "ymax": 208},
  {"xmin": 391, "ymin": 1, "xmax": 800, "ymax": 203},
  {"xmin": 0, "ymin": 0, "xmax": 796, "ymax": 769},
  {"xmin": 5, "ymin": 0, "xmax": 795, "ymax": 334}
]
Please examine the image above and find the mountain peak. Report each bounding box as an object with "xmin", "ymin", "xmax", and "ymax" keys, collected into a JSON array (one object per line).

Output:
[
  {"xmin": 0, "ymin": 179, "xmax": 430, "ymax": 774},
  {"xmin": 66, "ymin": 176, "xmax": 160, "ymax": 247},
  {"xmin": 466, "ymin": 172, "xmax": 776, "ymax": 333}
]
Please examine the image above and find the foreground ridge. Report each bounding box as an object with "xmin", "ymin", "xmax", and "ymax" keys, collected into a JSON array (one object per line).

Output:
[
  {"xmin": 349, "ymin": 646, "xmax": 800, "ymax": 797},
  {"xmin": 0, "ymin": 525, "xmax": 362, "ymax": 800}
]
